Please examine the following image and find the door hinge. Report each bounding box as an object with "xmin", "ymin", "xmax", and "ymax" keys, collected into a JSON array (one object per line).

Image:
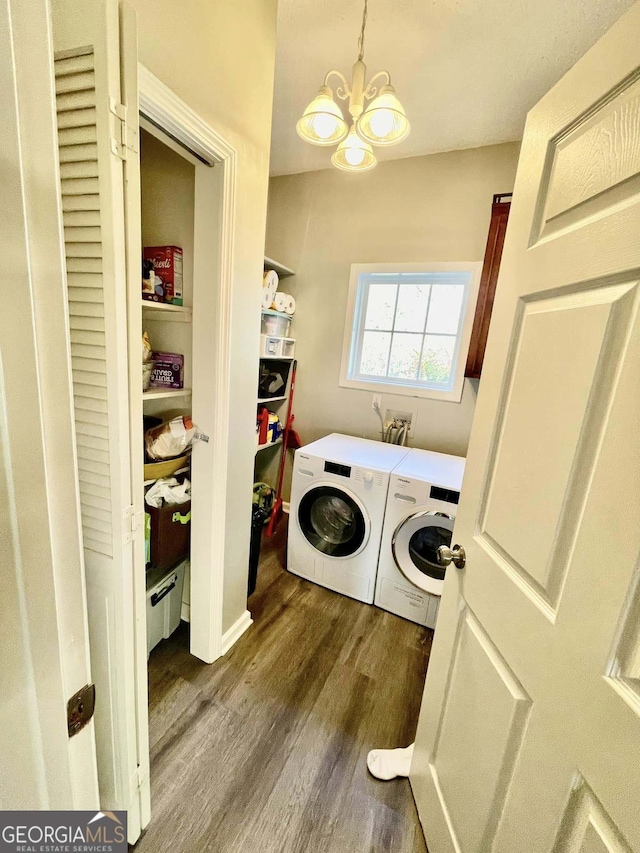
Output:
[
  {"xmin": 67, "ymin": 683, "xmax": 96, "ymax": 738},
  {"xmin": 132, "ymin": 764, "xmax": 149, "ymax": 792},
  {"xmin": 110, "ymin": 98, "xmax": 138, "ymax": 161},
  {"xmin": 123, "ymin": 505, "xmax": 144, "ymax": 544}
]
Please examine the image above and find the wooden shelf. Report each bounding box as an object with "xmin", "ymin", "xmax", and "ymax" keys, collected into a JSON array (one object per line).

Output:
[
  {"xmin": 143, "ymin": 387, "xmax": 192, "ymax": 401},
  {"xmin": 260, "ymin": 355, "xmax": 294, "ymax": 361},
  {"xmin": 257, "ymin": 395, "xmax": 287, "ymax": 404},
  {"xmin": 142, "ymin": 301, "xmax": 192, "ymax": 322},
  {"xmin": 255, "ymin": 436, "xmax": 283, "ymax": 455},
  {"xmin": 264, "ymin": 256, "xmax": 295, "ymax": 278}
]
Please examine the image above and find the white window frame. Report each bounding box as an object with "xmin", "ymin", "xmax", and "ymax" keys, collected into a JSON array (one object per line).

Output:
[{"xmin": 339, "ymin": 262, "xmax": 482, "ymax": 403}]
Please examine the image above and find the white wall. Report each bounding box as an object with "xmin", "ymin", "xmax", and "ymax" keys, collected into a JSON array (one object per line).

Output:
[
  {"xmin": 128, "ymin": 0, "xmax": 278, "ymax": 632},
  {"xmin": 265, "ymin": 142, "xmax": 520, "ymax": 497}
]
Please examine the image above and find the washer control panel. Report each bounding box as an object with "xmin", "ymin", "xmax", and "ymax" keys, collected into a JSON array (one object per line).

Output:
[{"xmin": 354, "ymin": 468, "xmax": 384, "ymax": 488}]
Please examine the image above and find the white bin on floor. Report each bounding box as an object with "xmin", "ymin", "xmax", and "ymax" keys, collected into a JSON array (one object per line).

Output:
[{"xmin": 146, "ymin": 561, "xmax": 186, "ymax": 655}]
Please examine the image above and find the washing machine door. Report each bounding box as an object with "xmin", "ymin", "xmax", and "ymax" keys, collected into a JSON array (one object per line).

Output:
[
  {"xmin": 392, "ymin": 510, "xmax": 455, "ymax": 596},
  {"xmin": 297, "ymin": 484, "xmax": 369, "ymax": 558}
]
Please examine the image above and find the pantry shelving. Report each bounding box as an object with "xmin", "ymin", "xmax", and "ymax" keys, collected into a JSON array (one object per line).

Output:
[
  {"xmin": 264, "ymin": 256, "xmax": 295, "ymax": 279},
  {"xmin": 142, "ymin": 300, "xmax": 192, "ymax": 322},
  {"xmin": 261, "ymin": 355, "xmax": 294, "ymax": 361},
  {"xmin": 256, "ymin": 256, "xmax": 297, "ymax": 538},
  {"xmin": 255, "ymin": 436, "xmax": 283, "ymax": 455},
  {"xmin": 143, "ymin": 387, "xmax": 192, "ymax": 401},
  {"xmin": 257, "ymin": 394, "xmax": 287, "ymax": 404}
]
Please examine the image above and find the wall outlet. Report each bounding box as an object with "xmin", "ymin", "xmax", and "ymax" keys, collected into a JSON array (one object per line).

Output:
[{"xmin": 372, "ymin": 393, "xmax": 382, "ymax": 410}]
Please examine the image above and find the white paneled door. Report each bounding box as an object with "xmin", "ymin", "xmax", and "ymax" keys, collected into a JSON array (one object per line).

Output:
[{"xmin": 410, "ymin": 3, "xmax": 640, "ymax": 852}]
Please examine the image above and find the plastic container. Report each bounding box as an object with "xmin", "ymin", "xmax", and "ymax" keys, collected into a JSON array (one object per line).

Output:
[
  {"xmin": 260, "ymin": 334, "xmax": 281, "ymax": 357},
  {"xmin": 146, "ymin": 561, "xmax": 186, "ymax": 655},
  {"xmin": 280, "ymin": 338, "xmax": 296, "ymax": 358},
  {"xmin": 261, "ymin": 310, "xmax": 291, "ymax": 337},
  {"xmin": 147, "ymin": 499, "xmax": 191, "ymax": 570}
]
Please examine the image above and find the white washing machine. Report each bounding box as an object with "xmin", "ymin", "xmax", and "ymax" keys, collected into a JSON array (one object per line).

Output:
[
  {"xmin": 374, "ymin": 448, "xmax": 466, "ymax": 628},
  {"xmin": 288, "ymin": 434, "xmax": 410, "ymax": 604}
]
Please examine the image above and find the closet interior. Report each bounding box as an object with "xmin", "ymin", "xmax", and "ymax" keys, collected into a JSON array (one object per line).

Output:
[{"xmin": 139, "ymin": 126, "xmax": 196, "ymax": 651}]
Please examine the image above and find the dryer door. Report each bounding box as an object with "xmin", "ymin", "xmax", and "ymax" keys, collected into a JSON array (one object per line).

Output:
[
  {"xmin": 392, "ymin": 510, "xmax": 455, "ymax": 596},
  {"xmin": 297, "ymin": 484, "xmax": 369, "ymax": 559}
]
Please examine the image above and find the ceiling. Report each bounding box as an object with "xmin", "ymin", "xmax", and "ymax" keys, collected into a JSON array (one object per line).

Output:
[{"xmin": 269, "ymin": 0, "xmax": 633, "ymax": 176}]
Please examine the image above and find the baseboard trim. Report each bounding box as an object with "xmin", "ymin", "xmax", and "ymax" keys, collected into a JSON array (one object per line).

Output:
[{"xmin": 221, "ymin": 609, "xmax": 253, "ymax": 655}]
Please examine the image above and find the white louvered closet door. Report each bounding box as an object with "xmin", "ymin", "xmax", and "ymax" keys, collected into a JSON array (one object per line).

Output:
[{"xmin": 52, "ymin": 0, "xmax": 148, "ymax": 844}]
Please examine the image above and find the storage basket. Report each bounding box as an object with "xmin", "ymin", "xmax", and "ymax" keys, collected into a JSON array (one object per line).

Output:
[
  {"xmin": 147, "ymin": 499, "xmax": 191, "ymax": 570},
  {"xmin": 261, "ymin": 310, "xmax": 291, "ymax": 337},
  {"xmin": 260, "ymin": 334, "xmax": 281, "ymax": 357},
  {"xmin": 259, "ymin": 335, "xmax": 296, "ymax": 359},
  {"xmin": 143, "ymin": 453, "xmax": 190, "ymax": 482},
  {"xmin": 280, "ymin": 338, "xmax": 296, "ymax": 358},
  {"xmin": 146, "ymin": 562, "xmax": 186, "ymax": 655}
]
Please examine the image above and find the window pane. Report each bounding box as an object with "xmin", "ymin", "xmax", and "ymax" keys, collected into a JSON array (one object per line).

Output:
[
  {"xmin": 420, "ymin": 335, "xmax": 456, "ymax": 384},
  {"xmin": 388, "ymin": 333, "xmax": 421, "ymax": 380},
  {"xmin": 364, "ymin": 284, "xmax": 396, "ymax": 330},
  {"xmin": 426, "ymin": 284, "xmax": 465, "ymax": 334},
  {"xmin": 395, "ymin": 284, "xmax": 431, "ymax": 332},
  {"xmin": 359, "ymin": 331, "xmax": 391, "ymax": 376}
]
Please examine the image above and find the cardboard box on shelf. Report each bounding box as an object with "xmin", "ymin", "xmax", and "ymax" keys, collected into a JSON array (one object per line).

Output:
[
  {"xmin": 150, "ymin": 352, "xmax": 184, "ymax": 389},
  {"xmin": 143, "ymin": 246, "xmax": 183, "ymax": 305}
]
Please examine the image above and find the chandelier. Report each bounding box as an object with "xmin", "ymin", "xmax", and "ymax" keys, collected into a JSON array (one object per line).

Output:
[{"xmin": 296, "ymin": 0, "xmax": 410, "ymax": 172}]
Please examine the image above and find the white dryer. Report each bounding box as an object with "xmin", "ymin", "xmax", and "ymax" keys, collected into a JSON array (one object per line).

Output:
[
  {"xmin": 288, "ymin": 434, "xmax": 410, "ymax": 604},
  {"xmin": 374, "ymin": 448, "xmax": 465, "ymax": 628}
]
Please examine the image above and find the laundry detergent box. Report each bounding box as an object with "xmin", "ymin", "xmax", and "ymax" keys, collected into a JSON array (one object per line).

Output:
[
  {"xmin": 150, "ymin": 352, "xmax": 184, "ymax": 389},
  {"xmin": 143, "ymin": 246, "xmax": 183, "ymax": 305}
]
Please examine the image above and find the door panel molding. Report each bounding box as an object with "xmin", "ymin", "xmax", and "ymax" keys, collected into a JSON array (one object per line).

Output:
[
  {"xmin": 430, "ymin": 608, "xmax": 532, "ymax": 853},
  {"xmin": 552, "ymin": 776, "xmax": 633, "ymax": 853},
  {"xmin": 477, "ymin": 279, "xmax": 639, "ymax": 619}
]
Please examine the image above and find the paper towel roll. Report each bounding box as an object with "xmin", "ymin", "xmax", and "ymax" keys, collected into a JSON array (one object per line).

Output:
[
  {"xmin": 273, "ymin": 292, "xmax": 288, "ymax": 313},
  {"xmin": 283, "ymin": 294, "xmax": 296, "ymax": 315},
  {"xmin": 261, "ymin": 289, "xmax": 273, "ymax": 309},
  {"xmin": 263, "ymin": 269, "xmax": 279, "ymax": 293}
]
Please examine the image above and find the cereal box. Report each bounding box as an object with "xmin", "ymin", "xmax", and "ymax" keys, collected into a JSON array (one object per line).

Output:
[{"xmin": 143, "ymin": 246, "xmax": 183, "ymax": 305}]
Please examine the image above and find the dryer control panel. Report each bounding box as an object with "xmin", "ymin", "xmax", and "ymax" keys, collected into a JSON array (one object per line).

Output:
[
  {"xmin": 323, "ymin": 460, "xmax": 384, "ymax": 488},
  {"xmin": 324, "ymin": 460, "xmax": 350, "ymax": 477},
  {"xmin": 430, "ymin": 485, "xmax": 460, "ymax": 505}
]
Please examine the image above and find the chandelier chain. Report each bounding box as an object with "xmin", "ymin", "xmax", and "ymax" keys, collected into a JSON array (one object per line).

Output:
[{"xmin": 357, "ymin": 0, "xmax": 368, "ymax": 61}]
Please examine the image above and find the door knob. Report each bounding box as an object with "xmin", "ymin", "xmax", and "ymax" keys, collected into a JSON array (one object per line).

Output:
[{"xmin": 437, "ymin": 544, "xmax": 466, "ymax": 569}]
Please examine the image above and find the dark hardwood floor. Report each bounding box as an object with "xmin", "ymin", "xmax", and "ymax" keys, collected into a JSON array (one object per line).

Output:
[{"xmin": 136, "ymin": 520, "xmax": 432, "ymax": 852}]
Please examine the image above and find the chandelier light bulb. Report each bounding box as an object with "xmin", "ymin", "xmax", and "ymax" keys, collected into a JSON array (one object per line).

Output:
[
  {"xmin": 331, "ymin": 124, "xmax": 377, "ymax": 172},
  {"xmin": 345, "ymin": 146, "xmax": 366, "ymax": 167},
  {"xmin": 367, "ymin": 108, "xmax": 395, "ymax": 139},
  {"xmin": 357, "ymin": 85, "xmax": 410, "ymax": 146},
  {"xmin": 296, "ymin": 86, "xmax": 348, "ymax": 146},
  {"xmin": 313, "ymin": 112, "xmax": 342, "ymax": 140}
]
